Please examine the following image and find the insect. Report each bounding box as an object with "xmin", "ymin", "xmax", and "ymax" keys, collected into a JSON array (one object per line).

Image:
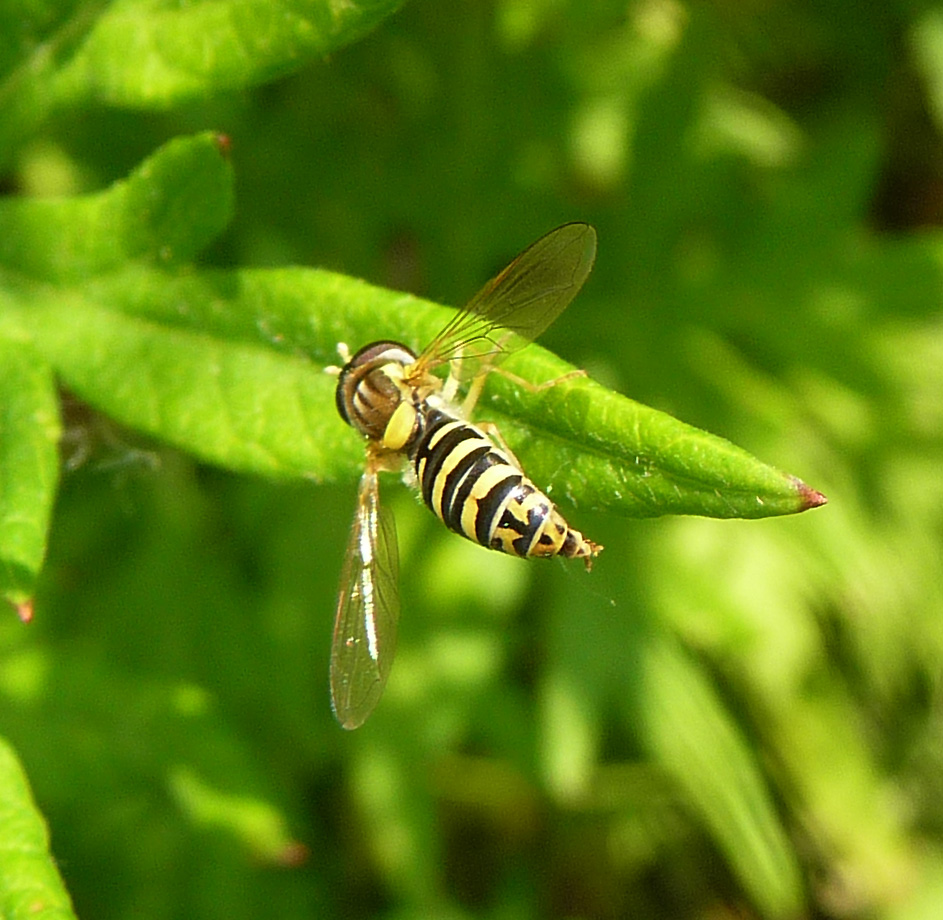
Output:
[{"xmin": 330, "ymin": 222, "xmax": 602, "ymax": 729}]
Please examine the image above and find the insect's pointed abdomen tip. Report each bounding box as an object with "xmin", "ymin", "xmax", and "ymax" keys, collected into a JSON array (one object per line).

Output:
[{"xmin": 582, "ymin": 541, "xmax": 603, "ymax": 571}]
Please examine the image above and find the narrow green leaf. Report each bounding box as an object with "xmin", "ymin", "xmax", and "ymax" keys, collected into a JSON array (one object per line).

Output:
[
  {"xmin": 0, "ymin": 132, "xmax": 233, "ymax": 282},
  {"xmin": 23, "ymin": 263, "xmax": 823, "ymax": 519},
  {"xmin": 0, "ymin": 329, "xmax": 60, "ymax": 605},
  {"xmin": 0, "ymin": 736, "xmax": 76, "ymax": 920},
  {"xmin": 638, "ymin": 637, "xmax": 804, "ymax": 919},
  {"xmin": 169, "ymin": 766, "xmax": 304, "ymax": 866},
  {"xmin": 51, "ymin": 0, "xmax": 405, "ymax": 110}
]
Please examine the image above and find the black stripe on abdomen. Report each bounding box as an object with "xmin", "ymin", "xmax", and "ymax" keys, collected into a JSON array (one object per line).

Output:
[
  {"xmin": 413, "ymin": 409, "xmax": 484, "ymax": 519},
  {"xmin": 412, "ymin": 408, "xmax": 522, "ymax": 546},
  {"xmin": 439, "ymin": 445, "xmax": 493, "ymax": 531},
  {"xmin": 415, "ymin": 416, "xmax": 472, "ymax": 511},
  {"xmin": 469, "ymin": 469, "xmax": 523, "ymax": 546}
]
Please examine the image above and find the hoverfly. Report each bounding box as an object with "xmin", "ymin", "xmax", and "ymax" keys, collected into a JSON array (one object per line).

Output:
[{"xmin": 330, "ymin": 222, "xmax": 602, "ymax": 729}]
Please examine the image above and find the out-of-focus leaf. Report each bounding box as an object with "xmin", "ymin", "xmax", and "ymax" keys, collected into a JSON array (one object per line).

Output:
[
  {"xmin": 0, "ymin": 1, "xmax": 405, "ymax": 159},
  {"xmin": 169, "ymin": 766, "xmax": 305, "ymax": 866},
  {"xmin": 0, "ymin": 736, "xmax": 76, "ymax": 920},
  {"xmin": 0, "ymin": 650, "xmax": 306, "ymax": 868},
  {"xmin": 21, "ymin": 261, "xmax": 824, "ymax": 519},
  {"xmin": 0, "ymin": 1, "xmax": 93, "ymax": 164},
  {"xmin": 638, "ymin": 637, "xmax": 804, "ymax": 920},
  {"xmin": 912, "ymin": 8, "xmax": 943, "ymax": 133},
  {"xmin": 0, "ymin": 328, "xmax": 60, "ymax": 606},
  {"xmin": 0, "ymin": 2, "xmax": 87, "ymax": 82},
  {"xmin": 0, "ymin": 132, "xmax": 233, "ymax": 282},
  {"xmin": 51, "ymin": 0, "xmax": 405, "ymax": 109}
]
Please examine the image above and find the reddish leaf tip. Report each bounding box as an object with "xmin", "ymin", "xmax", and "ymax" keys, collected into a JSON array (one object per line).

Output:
[
  {"xmin": 794, "ymin": 479, "xmax": 827, "ymax": 511},
  {"xmin": 215, "ymin": 134, "xmax": 232, "ymax": 157},
  {"xmin": 275, "ymin": 841, "xmax": 309, "ymax": 868},
  {"xmin": 15, "ymin": 599, "xmax": 34, "ymax": 623}
]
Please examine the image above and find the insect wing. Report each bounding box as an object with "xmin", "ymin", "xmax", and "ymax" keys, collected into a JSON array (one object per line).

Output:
[
  {"xmin": 330, "ymin": 469, "xmax": 400, "ymax": 730},
  {"xmin": 415, "ymin": 222, "xmax": 597, "ymax": 381}
]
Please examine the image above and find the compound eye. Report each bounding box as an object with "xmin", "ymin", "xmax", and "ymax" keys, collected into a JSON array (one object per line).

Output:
[{"xmin": 347, "ymin": 341, "xmax": 416, "ymax": 371}]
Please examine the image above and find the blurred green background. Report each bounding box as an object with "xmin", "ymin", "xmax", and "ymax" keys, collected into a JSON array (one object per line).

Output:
[{"xmin": 3, "ymin": 0, "xmax": 943, "ymax": 918}]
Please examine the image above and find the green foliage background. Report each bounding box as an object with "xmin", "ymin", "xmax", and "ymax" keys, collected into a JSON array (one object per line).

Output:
[{"xmin": 1, "ymin": 1, "xmax": 942, "ymax": 918}]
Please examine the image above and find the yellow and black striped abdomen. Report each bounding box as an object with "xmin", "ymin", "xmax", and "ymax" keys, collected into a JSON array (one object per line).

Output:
[{"xmin": 411, "ymin": 407, "xmax": 596, "ymax": 563}]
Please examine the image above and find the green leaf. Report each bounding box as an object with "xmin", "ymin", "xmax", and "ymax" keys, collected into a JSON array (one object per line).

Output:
[
  {"xmin": 51, "ymin": 0, "xmax": 406, "ymax": 109},
  {"xmin": 27, "ymin": 289, "xmax": 344, "ymax": 481},
  {"xmin": 638, "ymin": 637, "xmax": 804, "ymax": 919},
  {"xmin": 0, "ymin": 1, "xmax": 405, "ymax": 159},
  {"xmin": 0, "ymin": 132, "xmax": 233, "ymax": 282},
  {"xmin": 0, "ymin": 3, "xmax": 86, "ymax": 81},
  {"xmin": 169, "ymin": 766, "xmax": 304, "ymax": 865},
  {"xmin": 0, "ymin": 1, "xmax": 92, "ymax": 163},
  {"xmin": 0, "ymin": 327, "xmax": 60, "ymax": 606},
  {"xmin": 22, "ymin": 262, "xmax": 823, "ymax": 519},
  {"xmin": 0, "ymin": 736, "xmax": 76, "ymax": 920}
]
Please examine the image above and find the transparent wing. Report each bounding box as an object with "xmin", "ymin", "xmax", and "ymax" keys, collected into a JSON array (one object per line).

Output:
[
  {"xmin": 414, "ymin": 222, "xmax": 596, "ymax": 381},
  {"xmin": 330, "ymin": 467, "xmax": 400, "ymax": 730}
]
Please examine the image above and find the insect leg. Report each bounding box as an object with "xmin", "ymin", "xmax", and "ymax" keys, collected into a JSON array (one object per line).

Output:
[
  {"xmin": 489, "ymin": 366, "xmax": 588, "ymax": 393},
  {"xmin": 474, "ymin": 419, "xmax": 523, "ymax": 469},
  {"xmin": 459, "ymin": 363, "xmax": 587, "ymax": 421},
  {"xmin": 457, "ymin": 367, "xmax": 488, "ymax": 417},
  {"xmin": 441, "ymin": 360, "xmax": 462, "ymax": 404}
]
